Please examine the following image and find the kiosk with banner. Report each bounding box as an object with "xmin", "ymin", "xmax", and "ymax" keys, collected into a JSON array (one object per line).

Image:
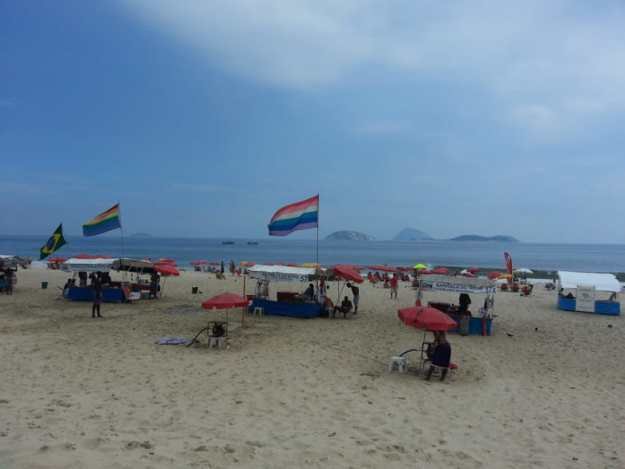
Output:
[
  {"xmin": 556, "ymin": 271, "xmax": 621, "ymax": 316},
  {"xmin": 416, "ymin": 275, "xmax": 497, "ymax": 336},
  {"xmin": 247, "ymin": 264, "xmax": 322, "ymax": 318},
  {"xmin": 62, "ymin": 257, "xmax": 124, "ymax": 302}
]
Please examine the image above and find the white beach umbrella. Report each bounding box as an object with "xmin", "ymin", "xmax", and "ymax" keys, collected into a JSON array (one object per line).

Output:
[{"xmin": 514, "ymin": 268, "xmax": 534, "ymax": 274}]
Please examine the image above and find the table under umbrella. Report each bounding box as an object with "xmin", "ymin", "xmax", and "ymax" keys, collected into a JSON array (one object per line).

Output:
[{"xmin": 187, "ymin": 293, "xmax": 249, "ymax": 347}]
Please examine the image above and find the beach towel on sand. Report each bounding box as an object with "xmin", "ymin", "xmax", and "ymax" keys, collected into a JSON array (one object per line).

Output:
[{"xmin": 157, "ymin": 337, "xmax": 191, "ymax": 345}]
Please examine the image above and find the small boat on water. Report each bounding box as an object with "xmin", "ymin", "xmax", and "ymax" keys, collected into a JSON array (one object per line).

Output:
[
  {"xmin": 222, "ymin": 241, "xmax": 235, "ymax": 245},
  {"xmin": 247, "ymin": 241, "xmax": 259, "ymax": 245}
]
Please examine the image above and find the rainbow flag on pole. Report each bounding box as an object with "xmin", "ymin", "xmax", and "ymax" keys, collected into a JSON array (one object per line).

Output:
[
  {"xmin": 268, "ymin": 195, "xmax": 319, "ymax": 236},
  {"xmin": 82, "ymin": 204, "xmax": 122, "ymax": 237}
]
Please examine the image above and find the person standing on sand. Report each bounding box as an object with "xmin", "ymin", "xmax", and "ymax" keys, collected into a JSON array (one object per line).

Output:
[
  {"xmin": 390, "ymin": 274, "xmax": 398, "ymax": 300},
  {"xmin": 346, "ymin": 283, "xmax": 360, "ymax": 314},
  {"xmin": 92, "ymin": 274, "xmax": 103, "ymax": 318}
]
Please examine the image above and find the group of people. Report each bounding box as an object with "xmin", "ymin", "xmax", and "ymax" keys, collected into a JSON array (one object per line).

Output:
[
  {"xmin": 296, "ymin": 280, "xmax": 360, "ymax": 319},
  {"xmin": 0, "ymin": 268, "xmax": 15, "ymax": 294}
]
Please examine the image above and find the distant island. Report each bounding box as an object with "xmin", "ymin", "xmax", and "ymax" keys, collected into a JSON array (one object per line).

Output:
[
  {"xmin": 450, "ymin": 235, "xmax": 519, "ymax": 242},
  {"xmin": 129, "ymin": 232, "xmax": 152, "ymax": 238},
  {"xmin": 393, "ymin": 228, "xmax": 433, "ymax": 241},
  {"xmin": 391, "ymin": 227, "xmax": 518, "ymax": 242},
  {"xmin": 325, "ymin": 230, "xmax": 374, "ymax": 241}
]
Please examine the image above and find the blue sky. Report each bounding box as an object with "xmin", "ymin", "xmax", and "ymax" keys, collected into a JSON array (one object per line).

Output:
[{"xmin": 2, "ymin": 1, "xmax": 625, "ymax": 243}]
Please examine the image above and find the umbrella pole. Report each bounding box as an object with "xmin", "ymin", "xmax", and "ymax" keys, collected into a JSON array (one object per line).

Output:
[{"xmin": 241, "ymin": 275, "xmax": 246, "ymax": 327}]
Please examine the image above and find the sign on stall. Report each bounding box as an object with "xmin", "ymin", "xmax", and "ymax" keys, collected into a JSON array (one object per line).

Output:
[{"xmin": 576, "ymin": 284, "xmax": 596, "ymax": 312}]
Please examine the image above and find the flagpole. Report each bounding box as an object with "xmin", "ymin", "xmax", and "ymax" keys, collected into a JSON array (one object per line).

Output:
[
  {"xmin": 119, "ymin": 202, "xmax": 126, "ymax": 260},
  {"xmin": 316, "ymin": 194, "xmax": 319, "ymax": 267},
  {"xmin": 119, "ymin": 202, "xmax": 127, "ymax": 281}
]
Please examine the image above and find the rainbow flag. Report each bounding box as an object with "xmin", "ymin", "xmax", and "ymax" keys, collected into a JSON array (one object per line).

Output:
[
  {"xmin": 268, "ymin": 195, "xmax": 319, "ymax": 236},
  {"xmin": 82, "ymin": 204, "xmax": 122, "ymax": 237}
]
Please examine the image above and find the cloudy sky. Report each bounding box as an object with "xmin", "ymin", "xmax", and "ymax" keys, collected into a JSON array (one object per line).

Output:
[{"xmin": 2, "ymin": 1, "xmax": 625, "ymax": 242}]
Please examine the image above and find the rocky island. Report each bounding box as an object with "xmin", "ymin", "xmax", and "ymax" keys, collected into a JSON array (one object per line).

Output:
[{"xmin": 325, "ymin": 230, "xmax": 374, "ymax": 241}]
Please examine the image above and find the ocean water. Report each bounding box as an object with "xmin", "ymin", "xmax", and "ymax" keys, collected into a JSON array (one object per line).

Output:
[{"xmin": 2, "ymin": 235, "xmax": 625, "ymax": 273}]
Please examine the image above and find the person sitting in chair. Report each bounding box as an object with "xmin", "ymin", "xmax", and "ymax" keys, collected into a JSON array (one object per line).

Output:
[
  {"xmin": 333, "ymin": 296, "xmax": 353, "ymax": 318},
  {"xmin": 426, "ymin": 332, "xmax": 451, "ymax": 381},
  {"xmin": 303, "ymin": 283, "xmax": 315, "ymax": 301}
]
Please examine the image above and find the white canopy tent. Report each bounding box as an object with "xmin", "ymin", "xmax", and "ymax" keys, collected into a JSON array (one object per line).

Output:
[
  {"xmin": 420, "ymin": 275, "xmax": 497, "ymax": 294},
  {"xmin": 247, "ymin": 264, "xmax": 317, "ymax": 282},
  {"xmin": 64, "ymin": 258, "xmax": 116, "ymax": 273},
  {"xmin": 557, "ymin": 271, "xmax": 621, "ymax": 293}
]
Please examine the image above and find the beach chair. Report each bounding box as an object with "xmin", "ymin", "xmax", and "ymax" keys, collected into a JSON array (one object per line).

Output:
[
  {"xmin": 425, "ymin": 363, "xmax": 458, "ymax": 381},
  {"xmin": 187, "ymin": 320, "xmax": 228, "ymax": 348}
]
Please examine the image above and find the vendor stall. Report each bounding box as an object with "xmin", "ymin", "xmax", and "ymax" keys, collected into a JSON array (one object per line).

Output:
[
  {"xmin": 247, "ymin": 264, "xmax": 322, "ymax": 318},
  {"xmin": 556, "ymin": 271, "xmax": 621, "ymax": 316},
  {"xmin": 63, "ymin": 257, "xmax": 125, "ymax": 302},
  {"xmin": 416, "ymin": 275, "xmax": 497, "ymax": 336}
]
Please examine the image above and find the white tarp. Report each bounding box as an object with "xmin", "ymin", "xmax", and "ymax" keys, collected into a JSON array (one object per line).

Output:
[
  {"xmin": 64, "ymin": 258, "xmax": 116, "ymax": 272},
  {"xmin": 419, "ymin": 275, "xmax": 497, "ymax": 294},
  {"xmin": 557, "ymin": 271, "xmax": 621, "ymax": 293},
  {"xmin": 112, "ymin": 258, "xmax": 154, "ymax": 272},
  {"xmin": 248, "ymin": 264, "xmax": 316, "ymax": 282}
]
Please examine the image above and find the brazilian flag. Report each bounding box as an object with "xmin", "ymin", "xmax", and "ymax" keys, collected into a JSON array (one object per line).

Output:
[{"xmin": 40, "ymin": 223, "xmax": 67, "ymax": 260}]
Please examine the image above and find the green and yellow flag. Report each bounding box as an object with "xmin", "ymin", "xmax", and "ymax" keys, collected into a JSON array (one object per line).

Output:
[{"xmin": 40, "ymin": 223, "xmax": 67, "ymax": 260}]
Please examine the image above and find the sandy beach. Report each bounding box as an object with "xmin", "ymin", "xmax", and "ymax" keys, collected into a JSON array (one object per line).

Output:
[{"xmin": 1, "ymin": 268, "xmax": 624, "ymax": 469}]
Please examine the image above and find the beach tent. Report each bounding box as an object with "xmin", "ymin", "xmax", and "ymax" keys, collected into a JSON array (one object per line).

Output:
[
  {"xmin": 112, "ymin": 258, "xmax": 154, "ymax": 274},
  {"xmin": 64, "ymin": 257, "xmax": 116, "ymax": 272},
  {"xmin": 0, "ymin": 255, "xmax": 18, "ymax": 269},
  {"xmin": 415, "ymin": 275, "xmax": 497, "ymax": 336},
  {"xmin": 246, "ymin": 264, "xmax": 322, "ymax": 318},
  {"xmin": 556, "ymin": 271, "xmax": 620, "ymax": 292},
  {"xmin": 556, "ymin": 271, "xmax": 621, "ymax": 315},
  {"xmin": 247, "ymin": 264, "xmax": 317, "ymax": 282}
]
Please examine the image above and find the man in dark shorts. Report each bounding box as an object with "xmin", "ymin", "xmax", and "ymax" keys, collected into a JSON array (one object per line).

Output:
[
  {"xmin": 346, "ymin": 283, "xmax": 360, "ymax": 314},
  {"xmin": 92, "ymin": 274, "xmax": 103, "ymax": 318}
]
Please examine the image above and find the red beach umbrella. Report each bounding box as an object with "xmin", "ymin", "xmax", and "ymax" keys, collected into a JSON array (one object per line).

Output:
[
  {"xmin": 157, "ymin": 258, "xmax": 176, "ymax": 265},
  {"xmin": 398, "ymin": 306, "xmax": 457, "ymax": 331},
  {"xmin": 467, "ymin": 267, "xmax": 480, "ymax": 274},
  {"xmin": 488, "ymin": 271, "xmax": 503, "ymax": 280},
  {"xmin": 202, "ymin": 293, "xmax": 249, "ymax": 310},
  {"xmin": 154, "ymin": 263, "xmax": 180, "ymax": 276},
  {"xmin": 191, "ymin": 260, "xmax": 209, "ymax": 266},
  {"xmin": 432, "ymin": 267, "xmax": 449, "ymax": 275},
  {"xmin": 367, "ymin": 265, "xmax": 397, "ymax": 273},
  {"xmin": 332, "ymin": 265, "xmax": 364, "ymax": 283}
]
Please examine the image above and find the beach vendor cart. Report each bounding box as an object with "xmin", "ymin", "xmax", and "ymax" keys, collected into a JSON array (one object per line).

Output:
[
  {"xmin": 247, "ymin": 264, "xmax": 322, "ymax": 318},
  {"xmin": 112, "ymin": 258, "xmax": 161, "ymax": 300},
  {"xmin": 415, "ymin": 274, "xmax": 497, "ymax": 336},
  {"xmin": 556, "ymin": 271, "xmax": 621, "ymax": 316},
  {"xmin": 63, "ymin": 257, "xmax": 123, "ymax": 302}
]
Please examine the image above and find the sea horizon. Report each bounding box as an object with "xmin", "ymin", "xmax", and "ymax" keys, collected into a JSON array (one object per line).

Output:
[{"xmin": 3, "ymin": 234, "xmax": 625, "ymax": 273}]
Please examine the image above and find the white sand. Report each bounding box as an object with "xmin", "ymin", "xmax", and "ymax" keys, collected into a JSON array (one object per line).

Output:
[{"xmin": 1, "ymin": 268, "xmax": 624, "ymax": 468}]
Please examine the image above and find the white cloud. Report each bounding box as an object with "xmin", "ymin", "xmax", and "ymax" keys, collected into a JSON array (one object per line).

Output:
[{"xmin": 121, "ymin": 0, "xmax": 625, "ymax": 137}]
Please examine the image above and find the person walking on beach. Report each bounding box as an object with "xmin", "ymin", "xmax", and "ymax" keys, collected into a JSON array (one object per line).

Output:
[
  {"xmin": 346, "ymin": 283, "xmax": 360, "ymax": 314},
  {"xmin": 390, "ymin": 274, "xmax": 398, "ymax": 300},
  {"xmin": 92, "ymin": 274, "xmax": 103, "ymax": 318}
]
